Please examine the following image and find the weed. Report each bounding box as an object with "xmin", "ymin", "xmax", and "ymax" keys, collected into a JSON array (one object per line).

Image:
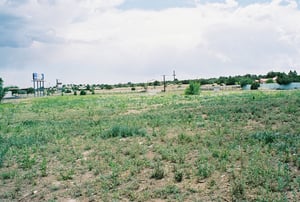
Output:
[
  {"xmin": 0, "ymin": 170, "xmax": 17, "ymax": 180},
  {"xmin": 102, "ymin": 125, "xmax": 147, "ymax": 139},
  {"xmin": 59, "ymin": 169, "xmax": 74, "ymax": 181},
  {"xmin": 208, "ymin": 179, "xmax": 216, "ymax": 188},
  {"xmin": 177, "ymin": 133, "xmax": 193, "ymax": 144},
  {"xmin": 151, "ymin": 162, "xmax": 165, "ymax": 180},
  {"xmin": 19, "ymin": 152, "xmax": 36, "ymax": 170},
  {"xmin": 40, "ymin": 157, "xmax": 47, "ymax": 177},
  {"xmin": 231, "ymin": 179, "xmax": 245, "ymax": 201},
  {"xmin": 174, "ymin": 169, "xmax": 183, "ymax": 182},
  {"xmin": 154, "ymin": 185, "xmax": 181, "ymax": 199},
  {"xmin": 49, "ymin": 184, "xmax": 60, "ymax": 192},
  {"xmin": 197, "ymin": 162, "xmax": 213, "ymax": 180}
]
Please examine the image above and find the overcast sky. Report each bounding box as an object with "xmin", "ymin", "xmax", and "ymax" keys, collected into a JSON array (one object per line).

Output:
[{"xmin": 0, "ymin": 0, "xmax": 300, "ymax": 87}]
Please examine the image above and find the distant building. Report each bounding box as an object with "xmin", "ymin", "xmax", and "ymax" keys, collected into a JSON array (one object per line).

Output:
[{"xmin": 256, "ymin": 76, "xmax": 278, "ymax": 84}]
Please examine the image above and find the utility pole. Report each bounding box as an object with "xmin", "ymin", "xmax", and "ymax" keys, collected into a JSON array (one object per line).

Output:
[
  {"xmin": 163, "ymin": 75, "xmax": 166, "ymax": 92},
  {"xmin": 173, "ymin": 70, "xmax": 176, "ymax": 81}
]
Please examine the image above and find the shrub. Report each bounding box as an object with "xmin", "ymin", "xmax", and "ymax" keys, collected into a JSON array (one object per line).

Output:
[
  {"xmin": 197, "ymin": 162, "xmax": 213, "ymax": 180},
  {"xmin": 80, "ymin": 90, "xmax": 87, "ymax": 95},
  {"xmin": 250, "ymin": 82, "xmax": 260, "ymax": 90},
  {"xmin": 174, "ymin": 170, "xmax": 183, "ymax": 182},
  {"xmin": 251, "ymin": 132, "xmax": 279, "ymax": 145},
  {"xmin": 185, "ymin": 82, "xmax": 200, "ymax": 95},
  {"xmin": 0, "ymin": 170, "xmax": 17, "ymax": 180},
  {"xmin": 240, "ymin": 78, "xmax": 253, "ymax": 87},
  {"xmin": 60, "ymin": 169, "xmax": 74, "ymax": 180},
  {"xmin": 232, "ymin": 179, "xmax": 245, "ymax": 201},
  {"xmin": 102, "ymin": 125, "xmax": 146, "ymax": 139},
  {"xmin": 197, "ymin": 165, "xmax": 209, "ymax": 179},
  {"xmin": 154, "ymin": 185, "xmax": 180, "ymax": 198},
  {"xmin": 104, "ymin": 85, "xmax": 113, "ymax": 90},
  {"xmin": 277, "ymin": 73, "xmax": 292, "ymax": 85},
  {"xmin": 177, "ymin": 133, "xmax": 193, "ymax": 144},
  {"xmin": 151, "ymin": 162, "xmax": 164, "ymax": 180},
  {"xmin": 0, "ymin": 78, "xmax": 4, "ymax": 102}
]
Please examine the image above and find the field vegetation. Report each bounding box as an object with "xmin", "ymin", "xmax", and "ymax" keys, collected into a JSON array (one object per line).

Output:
[{"xmin": 0, "ymin": 89, "xmax": 299, "ymax": 201}]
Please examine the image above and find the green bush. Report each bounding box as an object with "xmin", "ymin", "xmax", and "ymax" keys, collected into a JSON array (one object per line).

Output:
[
  {"xmin": 232, "ymin": 179, "xmax": 245, "ymax": 201},
  {"xmin": 250, "ymin": 82, "xmax": 260, "ymax": 90},
  {"xmin": 197, "ymin": 163, "xmax": 213, "ymax": 180},
  {"xmin": 277, "ymin": 73, "xmax": 292, "ymax": 85},
  {"xmin": 102, "ymin": 125, "xmax": 146, "ymax": 139},
  {"xmin": 80, "ymin": 90, "xmax": 87, "ymax": 95},
  {"xmin": 0, "ymin": 170, "xmax": 17, "ymax": 180},
  {"xmin": 240, "ymin": 78, "xmax": 253, "ymax": 87},
  {"xmin": 185, "ymin": 82, "xmax": 200, "ymax": 95},
  {"xmin": 174, "ymin": 170, "xmax": 183, "ymax": 182},
  {"xmin": 0, "ymin": 78, "xmax": 4, "ymax": 102},
  {"xmin": 151, "ymin": 162, "xmax": 164, "ymax": 180}
]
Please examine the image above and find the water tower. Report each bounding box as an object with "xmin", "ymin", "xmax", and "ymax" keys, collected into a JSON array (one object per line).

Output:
[{"xmin": 32, "ymin": 73, "xmax": 45, "ymax": 96}]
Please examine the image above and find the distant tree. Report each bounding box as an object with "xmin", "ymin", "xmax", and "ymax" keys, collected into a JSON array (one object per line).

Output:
[
  {"xmin": 86, "ymin": 84, "xmax": 91, "ymax": 91},
  {"xmin": 26, "ymin": 87, "xmax": 35, "ymax": 94},
  {"xmin": 225, "ymin": 76, "xmax": 236, "ymax": 85},
  {"xmin": 240, "ymin": 78, "xmax": 253, "ymax": 88},
  {"xmin": 181, "ymin": 80, "xmax": 190, "ymax": 85},
  {"xmin": 65, "ymin": 89, "xmax": 72, "ymax": 93},
  {"xmin": 104, "ymin": 85, "xmax": 113, "ymax": 90},
  {"xmin": 72, "ymin": 85, "xmax": 79, "ymax": 91},
  {"xmin": 4, "ymin": 86, "xmax": 19, "ymax": 95},
  {"xmin": 217, "ymin": 77, "xmax": 227, "ymax": 85},
  {"xmin": 153, "ymin": 80, "xmax": 161, "ymax": 86},
  {"xmin": 266, "ymin": 71, "xmax": 279, "ymax": 78},
  {"xmin": 80, "ymin": 90, "xmax": 87, "ymax": 95},
  {"xmin": 18, "ymin": 89, "xmax": 27, "ymax": 94},
  {"xmin": 277, "ymin": 73, "xmax": 291, "ymax": 85},
  {"xmin": 185, "ymin": 82, "xmax": 200, "ymax": 95},
  {"xmin": 288, "ymin": 70, "xmax": 300, "ymax": 82},
  {"xmin": 47, "ymin": 88, "xmax": 55, "ymax": 95},
  {"xmin": 250, "ymin": 82, "xmax": 260, "ymax": 90},
  {"xmin": 199, "ymin": 79, "xmax": 209, "ymax": 85},
  {"xmin": 266, "ymin": 79, "xmax": 274, "ymax": 84},
  {"xmin": 288, "ymin": 70, "xmax": 297, "ymax": 78},
  {"xmin": 173, "ymin": 78, "xmax": 179, "ymax": 84},
  {"xmin": 0, "ymin": 78, "xmax": 4, "ymax": 101}
]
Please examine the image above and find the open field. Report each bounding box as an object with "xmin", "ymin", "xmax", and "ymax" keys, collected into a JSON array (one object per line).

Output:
[{"xmin": 0, "ymin": 90, "xmax": 299, "ymax": 201}]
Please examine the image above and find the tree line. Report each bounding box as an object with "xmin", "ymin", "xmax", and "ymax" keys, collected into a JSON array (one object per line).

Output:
[
  {"xmin": 65, "ymin": 70, "xmax": 300, "ymax": 91},
  {"xmin": 183, "ymin": 70, "xmax": 300, "ymax": 87},
  {"xmin": 1, "ymin": 70, "xmax": 299, "ymax": 101}
]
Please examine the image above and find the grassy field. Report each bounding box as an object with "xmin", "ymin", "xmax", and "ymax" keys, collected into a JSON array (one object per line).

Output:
[{"xmin": 0, "ymin": 89, "xmax": 299, "ymax": 201}]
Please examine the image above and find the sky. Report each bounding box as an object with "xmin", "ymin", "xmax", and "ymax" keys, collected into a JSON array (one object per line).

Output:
[{"xmin": 0, "ymin": 0, "xmax": 300, "ymax": 88}]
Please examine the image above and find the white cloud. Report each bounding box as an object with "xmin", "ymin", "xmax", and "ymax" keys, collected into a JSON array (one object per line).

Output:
[{"xmin": 0, "ymin": 0, "xmax": 300, "ymax": 87}]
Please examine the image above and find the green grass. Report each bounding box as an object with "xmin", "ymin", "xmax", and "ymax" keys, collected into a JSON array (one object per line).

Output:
[{"xmin": 0, "ymin": 90, "xmax": 299, "ymax": 201}]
